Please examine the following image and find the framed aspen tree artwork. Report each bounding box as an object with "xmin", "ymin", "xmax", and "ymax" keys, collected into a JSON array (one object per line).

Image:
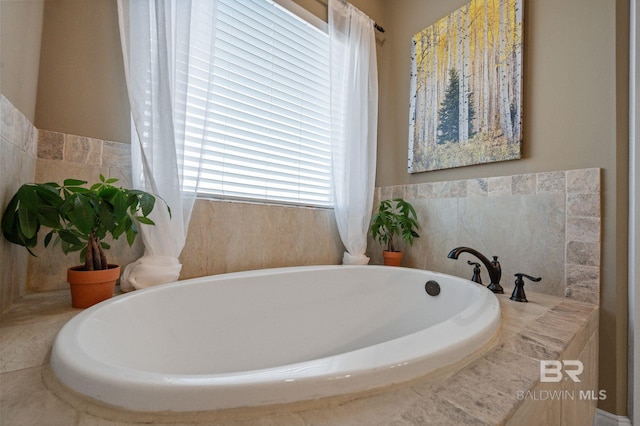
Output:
[{"xmin": 408, "ymin": 0, "xmax": 523, "ymax": 173}]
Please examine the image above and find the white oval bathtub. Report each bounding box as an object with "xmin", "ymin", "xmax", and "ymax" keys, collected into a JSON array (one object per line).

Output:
[{"xmin": 50, "ymin": 265, "xmax": 500, "ymax": 412}]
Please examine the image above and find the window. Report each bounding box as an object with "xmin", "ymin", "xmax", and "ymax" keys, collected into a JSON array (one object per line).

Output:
[{"xmin": 182, "ymin": 0, "xmax": 332, "ymax": 207}]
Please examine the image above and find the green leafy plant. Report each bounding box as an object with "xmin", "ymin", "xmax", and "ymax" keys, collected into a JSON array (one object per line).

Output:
[
  {"xmin": 370, "ymin": 198, "xmax": 420, "ymax": 252},
  {"xmin": 1, "ymin": 175, "xmax": 168, "ymax": 271}
]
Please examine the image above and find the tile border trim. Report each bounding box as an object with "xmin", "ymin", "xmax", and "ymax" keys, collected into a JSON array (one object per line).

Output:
[{"xmin": 375, "ymin": 168, "xmax": 601, "ymax": 305}]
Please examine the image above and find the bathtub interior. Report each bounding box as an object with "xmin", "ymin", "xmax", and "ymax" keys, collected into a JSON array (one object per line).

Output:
[{"xmin": 71, "ymin": 266, "xmax": 485, "ymax": 375}]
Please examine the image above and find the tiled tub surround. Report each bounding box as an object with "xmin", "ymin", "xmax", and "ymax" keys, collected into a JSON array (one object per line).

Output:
[
  {"xmin": 369, "ymin": 168, "xmax": 601, "ymax": 305},
  {"xmin": 27, "ymin": 130, "xmax": 343, "ymax": 293},
  {"xmin": 28, "ymin": 129, "xmax": 599, "ymax": 305},
  {"xmin": 0, "ymin": 96, "xmax": 38, "ymax": 312},
  {"xmin": 0, "ymin": 289, "xmax": 597, "ymax": 425},
  {"xmin": 180, "ymin": 199, "xmax": 343, "ymax": 279}
]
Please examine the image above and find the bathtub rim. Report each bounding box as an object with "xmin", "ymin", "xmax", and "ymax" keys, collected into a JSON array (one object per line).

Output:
[{"xmin": 50, "ymin": 265, "xmax": 501, "ymax": 412}]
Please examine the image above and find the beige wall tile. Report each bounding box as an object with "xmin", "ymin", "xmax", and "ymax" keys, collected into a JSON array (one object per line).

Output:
[
  {"xmin": 391, "ymin": 185, "xmax": 404, "ymax": 199},
  {"xmin": 566, "ymin": 241, "xmax": 600, "ymax": 267},
  {"xmin": 416, "ymin": 182, "xmax": 433, "ymax": 198},
  {"xmin": 0, "ymin": 97, "xmax": 37, "ymax": 312},
  {"xmin": 102, "ymin": 141, "xmax": 131, "ymax": 169},
  {"xmin": 64, "ymin": 135, "xmax": 102, "ymax": 165},
  {"xmin": 567, "ymin": 193, "xmax": 601, "ymax": 218},
  {"xmin": 488, "ymin": 175, "xmax": 511, "ymax": 196},
  {"xmin": 37, "ymin": 129, "xmax": 64, "ymax": 160},
  {"xmin": 537, "ymin": 171, "xmax": 566, "ymax": 194},
  {"xmin": 180, "ymin": 199, "xmax": 343, "ymax": 279},
  {"xmin": 1, "ymin": 96, "xmax": 16, "ymax": 143},
  {"xmin": 432, "ymin": 179, "xmax": 467, "ymax": 198},
  {"xmin": 566, "ymin": 168, "xmax": 600, "ymax": 194},
  {"xmin": 512, "ymin": 173, "xmax": 536, "ymax": 195},
  {"xmin": 467, "ymin": 177, "xmax": 489, "ymax": 197},
  {"xmin": 566, "ymin": 217, "xmax": 601, "ymax": 243}
]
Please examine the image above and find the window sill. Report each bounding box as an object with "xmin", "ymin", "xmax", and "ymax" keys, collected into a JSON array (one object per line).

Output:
[{"xmin": 195, "ymin": 194, "xmax": 334, "ymax": 211}]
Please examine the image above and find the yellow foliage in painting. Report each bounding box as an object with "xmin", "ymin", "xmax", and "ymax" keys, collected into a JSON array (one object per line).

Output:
[{"xmin": 408, "ymin": 0, "xmax": 523, "ymax": 173}]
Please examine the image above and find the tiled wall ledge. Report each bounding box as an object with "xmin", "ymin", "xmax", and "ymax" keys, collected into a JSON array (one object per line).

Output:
[
  {"xmin": 371, "ymin": 168, "xmax": 601, "ymax": 306},
  {"xmin": 37, "ymin": 129, "xmax": 131, "ymax": 170},
  {"xmin": 1, "ymin": 95, "xmax": 38, "ymax": 312},
  {"xmin": 377, "ymin": 169, "xmax": 598, "ymax": 200},
  {"xmin": 0, "ymin": 289, "xmax": 598, "ymax": 424},
  {"xmin": 1, "ymin": 96, "xmax": 38, "ymax": 157},
  {"xmin": 28, "ymin": 131, "xmax": 343, "ymax": 292}
]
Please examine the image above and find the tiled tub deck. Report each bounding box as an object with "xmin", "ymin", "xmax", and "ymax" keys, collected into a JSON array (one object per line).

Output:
[{"xmin": 0, "ymin": 288, "xmax": 597, "ymax": 425}]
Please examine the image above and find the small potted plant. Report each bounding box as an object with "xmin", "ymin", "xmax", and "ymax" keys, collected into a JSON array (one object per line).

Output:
[
  {"xmin": 370, "ymin": 198, "xmax": 420, "ymax": 266},
  {"xmin": 1, "ymin": 175, "xmax": 168, "ymax": 308}
]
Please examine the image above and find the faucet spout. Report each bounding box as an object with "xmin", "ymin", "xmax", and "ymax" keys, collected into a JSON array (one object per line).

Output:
[{"xmin": 447, "ymin": 247, "xmax": 503, "ymax": 293}]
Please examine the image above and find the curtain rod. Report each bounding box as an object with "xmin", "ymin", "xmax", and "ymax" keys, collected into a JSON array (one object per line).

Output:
[{"xmin": 314, "ymin": 0, "xmax": 385, "ymax": 33}]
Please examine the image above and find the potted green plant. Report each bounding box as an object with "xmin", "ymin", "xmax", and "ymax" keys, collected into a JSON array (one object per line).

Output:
[
  {"xmin": 1, "ymin": 175, "xmax": 168, "ymax": 308},
  {"xmin": 370, "ymin": 198, "xmax": 420, "ymax": 266}
]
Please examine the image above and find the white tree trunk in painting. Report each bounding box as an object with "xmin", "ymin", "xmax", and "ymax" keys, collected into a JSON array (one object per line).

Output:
[
  {"xmin": 463, "ymin": 4, "xmax": 470, "ymax": 142},
  {"xmin": 407, "ymin": 38, "xmax": 418, "ymax": 170},
  {"xmin": 458, "ymin": 7, "xmax": 469, "ymax": 142},
  {"xmin": 420, "ymin": 31, "xmax": 428, "ymax": 146},
  {"xmin": 431, "ymin": 25, "xmax": 439, "ymax": 146},
  {"xmin": 483, "ymin": 0, "xmax": 490, "ymax": 131},
  {"xmin": 498, "ymin": 0, "xmax": 513, "ymax": 142},
  {"xmin": 511, "ymin": 0, "xmax": 523, "ymax": 143}
]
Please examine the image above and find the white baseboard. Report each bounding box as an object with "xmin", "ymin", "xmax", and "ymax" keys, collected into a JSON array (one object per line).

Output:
[{"xmin": 594, "ymin": 409, "xmax": 633, "ymax": 426}]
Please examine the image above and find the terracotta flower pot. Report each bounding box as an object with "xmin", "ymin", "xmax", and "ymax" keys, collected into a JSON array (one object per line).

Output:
[
  {"xmin": 67, "ymin": 264, "xmax": 120, "ymax": 308},
  {"xmin": 383, "ymin": 251, "xmax": 403, "ymax": 266}
]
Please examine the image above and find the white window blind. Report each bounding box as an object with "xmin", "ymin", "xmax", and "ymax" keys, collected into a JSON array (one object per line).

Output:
[{"xmin": 182, "ymin": 0, "xmax": 333, "ymax": 207}]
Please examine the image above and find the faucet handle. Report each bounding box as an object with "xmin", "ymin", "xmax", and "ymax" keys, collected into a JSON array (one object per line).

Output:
[
  {"xmin": 515, "ymin": 273, "xmax": 541, "ymax": 283},
  {"xmin": 511, "ymin": 273, "xmax": 542, "ymax": 302},
  {"xmin": 467, "ymin": 261, "xmax": 482, "ymax": 284}
]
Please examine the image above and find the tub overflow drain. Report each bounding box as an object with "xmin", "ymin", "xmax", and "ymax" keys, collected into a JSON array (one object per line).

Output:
[{"xmin": 425, "ymin": 280, "xmax": 441, "ymax": 296}]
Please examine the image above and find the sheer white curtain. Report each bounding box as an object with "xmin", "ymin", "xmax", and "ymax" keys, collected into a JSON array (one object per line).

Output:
[
  {"xmin": 329, "ymin": 0, "xmax": 379, "ymax": 265},
  {"xmin": 117, "ymin": 0, "xmax": 216, "ymax": 290}
]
